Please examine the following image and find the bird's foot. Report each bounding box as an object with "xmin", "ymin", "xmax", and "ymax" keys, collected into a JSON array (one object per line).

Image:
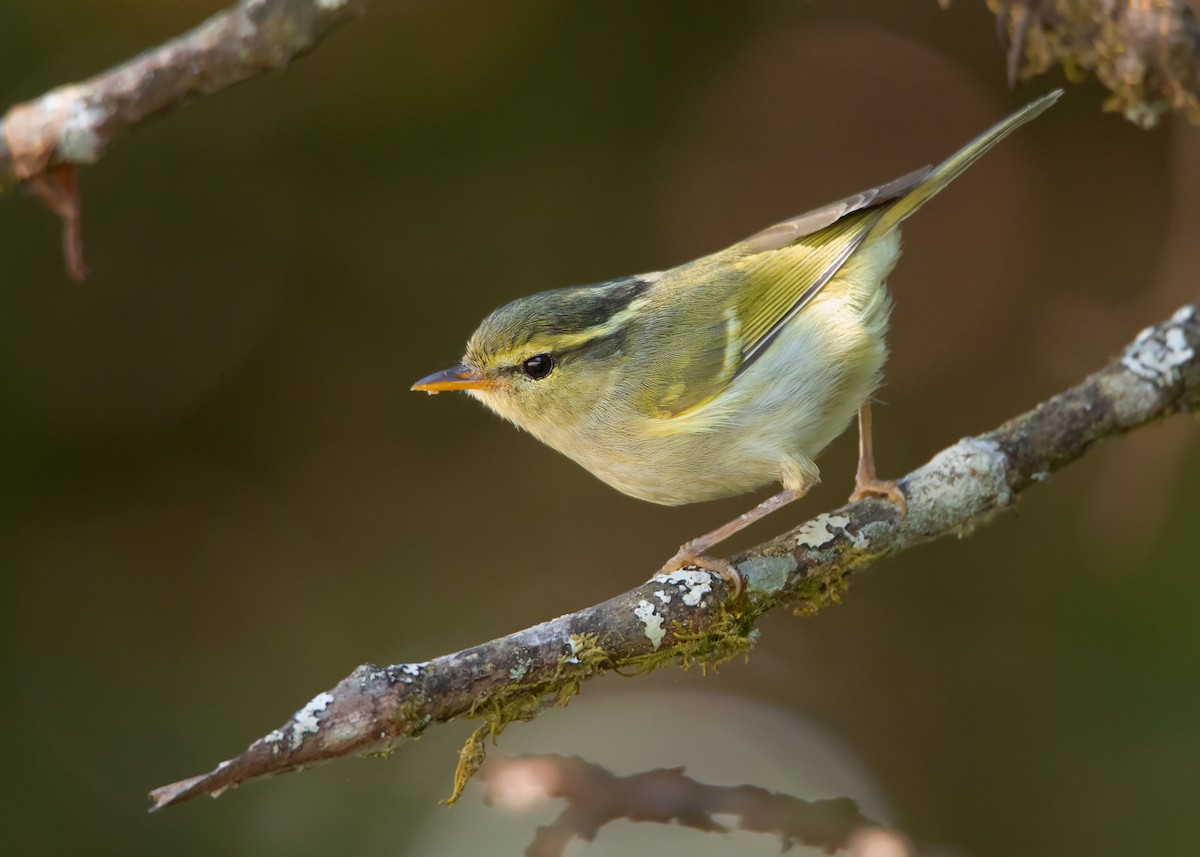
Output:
[
  {"xmin": 849, "ymin": 477, "xmax": 908, "ymax": 516},
  {"xmin": 654, "ymin": 486, "xmax": 805, "ymax": 600},
  {"xmin": 656, "ymin": 546, "xmax": 742, "ymax": 600},
  {"xmin": 851, "ymin": 402, "xmax": 907, "ymax": 516}
]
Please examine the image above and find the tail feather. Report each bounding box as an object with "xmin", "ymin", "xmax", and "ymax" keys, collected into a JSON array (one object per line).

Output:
[{"xmin": 867, "ymin": 89, "xmax": 1062, "ymax": 240}]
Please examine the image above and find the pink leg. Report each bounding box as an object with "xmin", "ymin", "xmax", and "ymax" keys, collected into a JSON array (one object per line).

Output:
[
  {"xmin": 658, "ymin": 487, "xmax": 806, "ymax": 598},
  {"xmin": 849, "ymin": 403, "xmax": 907, "ymax": 513}
]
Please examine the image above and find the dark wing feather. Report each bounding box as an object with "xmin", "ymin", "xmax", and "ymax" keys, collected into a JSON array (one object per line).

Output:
[
  {"xmin": 738, "ymin": 166, "xmax": 931, "ymax": 256},
  {"xmin": 732, "ymin": 166, "xmax": 930, "ymax": 373},
  {"xmin": 651, "ymin": 168, "xmax": 929, "ymax": 418}
]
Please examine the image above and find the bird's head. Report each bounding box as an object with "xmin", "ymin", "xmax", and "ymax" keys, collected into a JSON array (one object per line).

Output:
[{"xmin": 412, "ymin": 275, "xmax": 654, "ymax": 433}]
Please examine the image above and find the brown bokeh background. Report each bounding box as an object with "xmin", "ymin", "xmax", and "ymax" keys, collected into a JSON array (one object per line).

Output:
[{"xmin": 2, "ymin": 1, "xmax": 1198, "ymax": 855}]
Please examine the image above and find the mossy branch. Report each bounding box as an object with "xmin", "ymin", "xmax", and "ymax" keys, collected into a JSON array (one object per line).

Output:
[
  {"xmin": 6, "ymin": 0, "xmax": 1196, "ymax": 192},
  {"xmin": 983, "ymin": 0, "xmax": 1200, "ymax": 127},
  {"xmin": 149, "ymin": 302, "xmax": 1200, "ymax": 811},
  {"xmin": 4, "ymin": 2, "xmax": 1197, "ymax": 279}
]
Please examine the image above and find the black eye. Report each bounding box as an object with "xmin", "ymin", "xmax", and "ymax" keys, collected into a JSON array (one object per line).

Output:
[{"xmin": 521, "ymin": 353, "xmax": 555, "ymax": 380}]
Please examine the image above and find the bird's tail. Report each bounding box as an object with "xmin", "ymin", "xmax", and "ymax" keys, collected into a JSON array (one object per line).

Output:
[{"xmin": 867, "ymin": 89, "xmax": 1062, "ymax": 241}]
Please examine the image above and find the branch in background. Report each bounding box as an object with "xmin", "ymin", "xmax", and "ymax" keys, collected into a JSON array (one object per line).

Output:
[
  {"xmin": 148, "ymin": 303, "xmax": 1200, "ymax": 812},
  {"xmin": 4, "ymin": 1, "xmax": 1195, "ymax": 279},
  {"xmin": 986, "ymin": 0, "xmax": 1200, "ymax": 127},
  {"xmin": 479, "ymin": 754, "xmax": 888, "ymax": 857},
  {"xmin": 0, "ymin": 0, "xmax": 378, "ymax": 278}
]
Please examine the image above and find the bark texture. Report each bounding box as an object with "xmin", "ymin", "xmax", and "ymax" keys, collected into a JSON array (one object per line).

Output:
[{"xmin": 149, "ymin": 303, "xmax": 1200, "ymax": 811}]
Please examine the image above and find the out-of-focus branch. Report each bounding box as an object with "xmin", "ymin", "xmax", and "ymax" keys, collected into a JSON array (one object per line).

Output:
[
  {"xmin": 148, "ymin": 303, "xmax": 1200, "ymax": 812},
  {"xmin": 479, "ymin": 755, "xmax": 887, "ymax": 857},
  {"xmin": 0, "ymin": 0, "xmax": 378, "ymax": 279},
  {"xmin": 0, "ymin": 0, "xmax": 376, "ymax": 188},
  {"xmin": 986, "ymin": 0, "xmax": 1200, "ymax": 127},
  {"xmin": 4, "ymin": 2, "xmax": 1189, "ymax": 278}
]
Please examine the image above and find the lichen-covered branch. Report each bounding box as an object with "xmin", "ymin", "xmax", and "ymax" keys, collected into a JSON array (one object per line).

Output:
[
  {"xmin": 985, "ymin": 0, "xmax": 1200, "ymax": 127},
  {"xmin": 8, "ymin": 0, "xmax": 1196, "ymax": 184},
  {"xmin": 148, "ymin": 303, "xmax": 1200, "ymax": 812},
  {"xmin": 3, "ymin": 2, "xmax": 1190, "ymax": 279},
  {"xmin": 0, "ymin": 0, "xmax": 377, "ymax": 189}
]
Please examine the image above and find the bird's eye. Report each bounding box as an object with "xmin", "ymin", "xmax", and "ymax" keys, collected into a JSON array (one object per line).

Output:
[{"xmin": 521, "ymin": 353, "xmax": 555, "ymax": 380}]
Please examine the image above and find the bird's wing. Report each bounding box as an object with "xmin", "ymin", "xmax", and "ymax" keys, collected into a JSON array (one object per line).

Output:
[
  {"xmin": 732, "ymin": 166, "xmax": 930, "ymax": 371},
  {"xmin": 651, "ymin": 167, "xmax": 930, "ymax": 418}
]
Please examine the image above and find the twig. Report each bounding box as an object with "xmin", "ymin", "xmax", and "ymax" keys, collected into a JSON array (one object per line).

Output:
[
  {"xmin": 0, "ymin": 0, "xmax": 377, "ymax": 189},
  {"xmin": 478, "ymin": 754, "xmax": 883, "ymax": 857},
  {"xmin": 6, "ymin": 1, "xmax": 1195, "ymax": 278},
  {"xmin": 0, "ymin": 0, "xmax": 378, "ymax": 277},
  {"xmin": 148, "ymin": 302, "xmax": 1200, "ymax": 812}
]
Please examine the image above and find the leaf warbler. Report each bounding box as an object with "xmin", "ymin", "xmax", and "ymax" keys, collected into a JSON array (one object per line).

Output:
[{"xmin": 414, "ymin": 90, "xmax": 1061, "ymax": 597}]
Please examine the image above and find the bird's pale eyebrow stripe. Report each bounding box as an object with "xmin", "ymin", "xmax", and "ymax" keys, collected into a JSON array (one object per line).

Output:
[
  {"xmin": 567, "ymin": 296, "xmax": 649, "ymax": 346},
  {"xmin": 497, "ymin": 295, "xmax": 651, "ymax": 361}
]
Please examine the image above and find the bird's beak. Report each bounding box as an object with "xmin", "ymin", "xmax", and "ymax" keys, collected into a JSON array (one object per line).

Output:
[{"xmin": 411, "ymin": 364, "xmax": 495, "ymax": 394}]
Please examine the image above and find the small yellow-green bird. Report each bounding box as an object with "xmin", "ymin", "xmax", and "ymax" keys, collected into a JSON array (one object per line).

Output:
[{"xmin": 414, "ymin": 91, "xmax": 1061, "ymax": 596}]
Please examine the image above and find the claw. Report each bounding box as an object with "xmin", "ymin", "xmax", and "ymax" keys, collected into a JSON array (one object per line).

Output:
[
  {"xmin": 849, "ymin": 478, "xmax": 908, "ymax": 516},
  {"xmin": 657, "ymin": 550, "xmax": 742, "ymax": 599},
  {"xmin": 652, "ymin": 485, "xmax": 806, "ymax": 602}
]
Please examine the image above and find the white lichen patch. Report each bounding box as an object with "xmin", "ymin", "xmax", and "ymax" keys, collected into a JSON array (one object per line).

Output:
[
  {"xmin": 58, "ymin": 95, "xmax": 106, "ymax": 163},
  {"xmin": 633, "ymin": 600, "xmax": 666, "ymax": 650},
  {"xmin": 651, "ymin": 568, "xmax": 715, "ymax": 607},
  {"xmin": 652, "ymin": 589, "xmax": 671, "ymax": 604},
  {"xmin": 264, "ymin": 691, "xmax": 336, "ymax": 753},
  {"xmin": 23, "ymin": 87, "xmax": 107, "ymax": 164},
  {"xmin": 389, "ymin": 661, "xmax": 429, "ymax": 684},
  {"xmin": 1167, "ymin": 327, "xmax": 1191, "ymax": 357},
  {"xmin": 291, "ymin": 691, "xmax": 335, "ymax": 749},
  {"xmin": 1121, "ymin": 313, "xmax": 1195, "ymax": 386},
  {"xmin": 508, "ymin": 658, "xmax": 531, "ymax": 680},
  {"xmin": 903, "ymin": 437, "xmax": 1011, "ymax": 535},
  {"xmin": 795, "ymin": 513, "xmax": 862, "ymax": 550}
]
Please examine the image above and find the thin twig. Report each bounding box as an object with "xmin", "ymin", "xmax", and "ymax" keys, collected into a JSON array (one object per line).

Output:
[
  {"xmin": 148, "ymin": 302, "xmax": 1200, "ymax": 812},
  {"xmin": 0, "ymin": 0, "xmax": 378, "ymax": 278},
  {"xmin": 0, "ymin": 0, "xmax": 378, "ymax": 189}
]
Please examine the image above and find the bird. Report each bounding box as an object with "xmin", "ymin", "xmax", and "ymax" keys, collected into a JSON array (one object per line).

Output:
[{"xmin": 413, "ymin": 90, "xmax": 1061, "ymax": 598}]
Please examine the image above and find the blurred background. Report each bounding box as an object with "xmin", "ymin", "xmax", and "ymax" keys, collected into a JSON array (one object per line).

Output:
[{"xmin": 2, "ymin": 1, "xmax": 1198, "ymax": 855}]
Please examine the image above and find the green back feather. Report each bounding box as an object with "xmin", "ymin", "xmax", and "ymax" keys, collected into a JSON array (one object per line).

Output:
[{"xmin": 648, "ymin": 90, "xmax": 1062, "ymax": 419}]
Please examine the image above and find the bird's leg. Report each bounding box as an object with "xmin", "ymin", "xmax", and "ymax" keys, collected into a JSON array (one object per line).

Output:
[
  {"xmin": 849, "ymin": 402, "xmax": 907, "ymax": 513},
  {"xmin": 657, "ymin": 486, "xmax": 807, "ymax": 599}
]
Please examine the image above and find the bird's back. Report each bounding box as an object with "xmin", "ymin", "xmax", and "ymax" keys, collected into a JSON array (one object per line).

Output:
[{"xmin": 474, "ymin": 92, "xmax": 1064, "ymax": 505}]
